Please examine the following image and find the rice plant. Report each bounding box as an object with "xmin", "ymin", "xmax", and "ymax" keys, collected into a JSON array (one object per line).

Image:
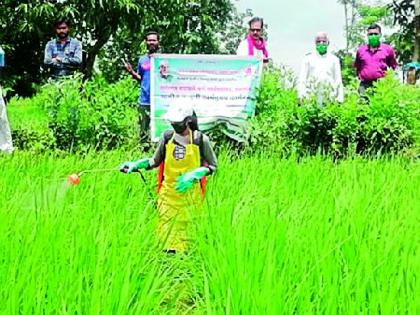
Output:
[{"xmin": 0, "ymin": 152, "xmax": 418, "ymax": 313}]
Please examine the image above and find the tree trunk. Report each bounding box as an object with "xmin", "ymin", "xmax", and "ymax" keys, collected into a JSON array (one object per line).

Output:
[
  {"xmin": 415, "ymin": 0, "xmax": 420, "ymax": 61},
  {"xmin": 83, "ymin": 32, "xmax": 112, "ymax": 80}
]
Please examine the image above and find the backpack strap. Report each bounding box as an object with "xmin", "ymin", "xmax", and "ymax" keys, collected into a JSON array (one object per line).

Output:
[
  {"xmin": 163, "ymin": 130, "xmax": 175, "ymax": 145},
  {"xmin": 193, "ymin": 131, "xmax": 208, "ymax": 196},
  {"xmin": 193, "ymin": 130, "xmax": 204, "ymax": 156},
  {"xmin": 157, "ymin": 130, "xmax": 174, "ymax": 193},
  {"xmin": 157, "ymin": 130, "xmax": 207, "ymax": 196}
]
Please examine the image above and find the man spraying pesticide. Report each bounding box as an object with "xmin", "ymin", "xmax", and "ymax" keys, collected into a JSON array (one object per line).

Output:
[{"xmin": 120, "ymin": 101, "xmax": 217, "ymax": 253}]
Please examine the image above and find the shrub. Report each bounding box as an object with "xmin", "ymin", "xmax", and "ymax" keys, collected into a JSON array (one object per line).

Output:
[
  {"xmin": 249, "ymin": 69, "xmax": 420, "ymax": 157},
  {"xmin": 8, "ymin": 75, "xmax": 139, "ymax": 152},
  {"xmin": 7, "ymin": 70, "xmax": 420, "ymax": 158}
]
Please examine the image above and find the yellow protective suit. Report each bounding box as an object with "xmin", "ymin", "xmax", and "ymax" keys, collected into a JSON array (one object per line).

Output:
[{"xmin": 157, "ymin": 131, "xmax": 202, "ymax": 252}]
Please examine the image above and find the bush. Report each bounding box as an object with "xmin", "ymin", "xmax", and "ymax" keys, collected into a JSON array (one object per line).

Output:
[
  {"xmin": 8, "ymin": 75, "xmax": 139, "ymax": 152},
  {"xmin": 7, "ymin": 70, "xmax": 420, "ymax": 158},
  {"xmin": 249, "ymin": 69, "xmax": 420, "ymax": 157},
  {"xmin": 7, "ymin": 96, "xmax": 54, "ymax": 151}
]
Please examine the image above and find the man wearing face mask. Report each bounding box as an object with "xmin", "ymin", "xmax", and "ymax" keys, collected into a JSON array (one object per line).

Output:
[
  {"xmin": 125, "ymin": 31, "xmax": 160, "ymax": 141},
  {"xmin": 44, "ymin": 19, "xmax": 82, "ymax": 78},
  {"xmin": 120, "ymin": 101, "xmax": 217, "ymax": 253},
  {"xmin": 236, "ymin": 17, "xmax": 269, "ymax": 63},
  {"xmin": 354, "ymin": 24, "xmax": 398, "ymax": 95},
  {"xmin": 298, "ymin": 32, "xmax": 344, "ymax": 105}
]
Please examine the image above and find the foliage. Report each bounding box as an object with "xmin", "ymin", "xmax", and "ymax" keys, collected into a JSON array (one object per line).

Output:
[
  {"xmin": 7, "ymin": 70, "xmax": 420, "ymax": 157},
  {"xmin": 338, "ymin": 0, "xmax": 417, "ymax": 64},
  {"xmin": 249, "ymin": 69, "xmax": 420, "ymax": 158},
  {"xmin": 337, "ymin": 0, "xmax": 359, "ymax": 52},
  {"xmin": 335, "ymin": 50, "xmax": 358, "ymax": 86},
  {"xmin": 218, "ymin": 7, "xmax": 254, "ymax": 55},
  {"xmin": 0, "ymin": 0, "xmax": 247, "ymax": 92},
  {"xmin": 0, "ymin": 1, "xmax": 48, "ymax": 96},
  {"xmin": 345, "ymin": 2, "xmax": 391, "ymax": 51},
  {"xmin": 0, "ymin": 152, "xmax": 419, "ymax": 312},
  {"xmin": 8, "ymin": 75, "xmax": 139, "ymax": 152},
  {"xmin": 388, "ymin": 0, "xmax": 417, "ymax": 63},
  {"xmin": 98, "ymin": 1, "xmax": 247, "ymax": 82}
]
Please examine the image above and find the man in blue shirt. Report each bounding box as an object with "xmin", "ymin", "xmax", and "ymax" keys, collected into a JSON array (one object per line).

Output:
[
  {"xmin": 125, "ymin": 31, "xmax": 159, "ymax": 142},
  {"xmin": 44, "ymin": 19, "xmax": 82, "ymax": 78}
]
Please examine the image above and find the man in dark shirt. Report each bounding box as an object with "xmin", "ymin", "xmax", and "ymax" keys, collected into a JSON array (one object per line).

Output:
[{"xmin": 44, "ymin": 19, "xmax": 82, "ymax": 78}]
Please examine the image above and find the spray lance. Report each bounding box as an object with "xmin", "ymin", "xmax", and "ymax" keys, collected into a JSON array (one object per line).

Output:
[{"xmin": 67, "ymin": 167, "xmax": 154, "ymax": 198}]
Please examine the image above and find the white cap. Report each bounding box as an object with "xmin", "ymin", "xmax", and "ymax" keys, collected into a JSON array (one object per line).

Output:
[{"xmin": 163, "ymin": 99, "xmax": 194, "ymax": 122}]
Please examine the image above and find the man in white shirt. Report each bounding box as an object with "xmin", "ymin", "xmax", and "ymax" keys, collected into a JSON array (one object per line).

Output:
[
  {"xmin": 0, "ymin": 86, "xmax": 14, "ymax": 154},
  {"xmin": 298, "ymin": 32, "xmax": 344, "ymax": 105},
  {"xmin": 236, "ymin": 17, "xmax": 269, "ymax": 63}
]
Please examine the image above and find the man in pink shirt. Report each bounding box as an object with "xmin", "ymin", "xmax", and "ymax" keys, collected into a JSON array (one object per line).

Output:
[{"xmin": 354, "ymin": 24, "xmax": 398, "ymax": 95}]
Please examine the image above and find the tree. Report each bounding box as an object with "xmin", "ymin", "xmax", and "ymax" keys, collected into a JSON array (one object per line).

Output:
[
  {"xmin": 388, "ymin": 0, "xmax": 417, "ymax": 63},
  {"xmin": 97, "ymin": 0, "xmax": 246, "ymax": 81},
  {"xmin": 336, "ymin": 1, "xmax": 391, "ymax": 84},
  {"xmin": 218, "ymin": 8, "xmax": 253, "ymax": 55},
  {"xmin": 13, "ymin": 0, "xmax": 149, "ymax": 79},
  {"xmin": 0, "ymin": 0, "xmax": 244, "ymax": 94},
  {"xmin": 338, "ymin": 1, "xmax": 392, "ymax": 51},
  {"xmin": 0, "ymin": 1, "xmax": 47, "ymax": 96},
  {"xmin": 0, "ymin": 0, "xmax": 147, "ymax": 94},
  {"xmin": 337, "ymin": 0, "xmax": 359, "ymax": 53}
]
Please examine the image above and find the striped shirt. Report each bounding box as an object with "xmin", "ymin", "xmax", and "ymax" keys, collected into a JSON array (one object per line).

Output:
[{"xmin": 44, "ymin": 37, "xmax": 82, "ymax": 77}]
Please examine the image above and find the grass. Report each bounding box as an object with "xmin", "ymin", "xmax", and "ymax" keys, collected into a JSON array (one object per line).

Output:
[
  {"xmin": 7, "ymin": 97, "xmax": 49, "ymax": 131},
  {"xmin": 0, "ymin": 151, "xmax": 419, "ymax": 314}
]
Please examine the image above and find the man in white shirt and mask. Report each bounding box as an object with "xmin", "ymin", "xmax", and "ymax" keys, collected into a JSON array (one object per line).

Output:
[{"xmin": 298, "ymin": 32, "xmax": 344, "ymax": 105}]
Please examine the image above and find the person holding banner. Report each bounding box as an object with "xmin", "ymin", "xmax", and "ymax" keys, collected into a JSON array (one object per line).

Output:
[
  {"xmin": 236, "ymin": 17, "xmax": 269, "ymax": 63},
  {"xmin": 124, "ymin": 31, "xmax": 160, "ymax": 141},
  {"xmin": 120, "ymin": 101, "xmax": 217, "ymax": 253}
]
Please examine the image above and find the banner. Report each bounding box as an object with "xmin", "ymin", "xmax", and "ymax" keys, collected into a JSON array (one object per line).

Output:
[{"xmin": 150, "ymin": 54, "xmax": 263, "ymax": 142}]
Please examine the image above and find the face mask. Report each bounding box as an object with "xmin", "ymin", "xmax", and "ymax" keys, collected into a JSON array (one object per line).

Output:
[
  {"xmin": 171, "ymin": 121, "xmax": 188, "ymax": 134},
  {"xmin": 368, "ymin": 34, "xmax": 381, "ymax": 48},
  {"xmin": 316, "ymin": 43, "xmax": 328, "ymax": 55}
]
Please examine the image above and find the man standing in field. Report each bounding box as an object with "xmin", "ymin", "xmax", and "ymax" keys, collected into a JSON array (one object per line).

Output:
[
  {"xmin": 44, "ymin": 19, "xmax": 82, "ymax": 78},
  {"xmin": 236, "ymin": 17, "xmax": 269, "ymax": 63},
  {"xmin": 120, "ymin": 100, "xmax": 217, "ymax": 253},
  {"xmin": 0, "ymin": 86, "xmax": 14, "ymax": 154},
  {"xmin": 0, "ymin": 47, "xmax": 14, "ymax": 154},
  {"xmin": 354, "ymin": 24, "xmax": 398, "ymax": 95},
  {"xmin": 124, "ymin": 31, "xmax": 160, "ymax": 142},
  {"xmin": 298, "ymin": 32, "xmax": 344, "ymax": 105}
]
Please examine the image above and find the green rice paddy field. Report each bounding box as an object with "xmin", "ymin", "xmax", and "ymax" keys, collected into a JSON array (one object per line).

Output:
[{"xmin": 0, "ymin": 152, "xmax": 419, "ymax": 314}]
